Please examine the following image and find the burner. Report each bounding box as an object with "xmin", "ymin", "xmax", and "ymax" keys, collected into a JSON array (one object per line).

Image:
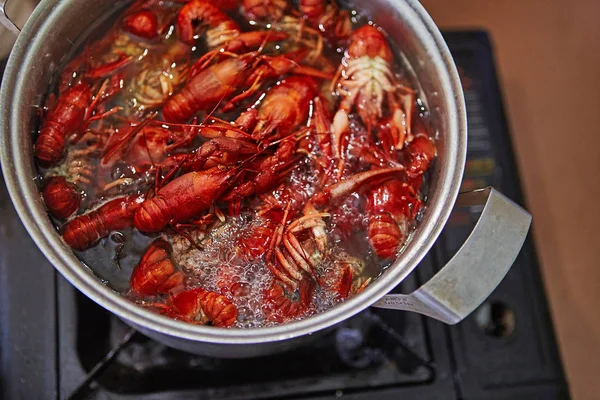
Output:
[
  {"xmin": 0, "ymin": 31, "xmax": 570, "ymax": 400},
  {"xmin": 63, "ymin": 274, "xmax": 434, "ymax": 399}
]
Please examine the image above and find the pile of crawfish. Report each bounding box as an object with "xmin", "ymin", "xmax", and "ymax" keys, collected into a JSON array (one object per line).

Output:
[{"xmin": 35, "ymin": 0, "xmax": 436, "ymax": 328}]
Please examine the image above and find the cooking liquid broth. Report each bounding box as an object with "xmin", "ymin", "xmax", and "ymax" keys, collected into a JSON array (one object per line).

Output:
[{"xmin": 37, "ymin": 0, "xmax": 434, "ymax": 328}]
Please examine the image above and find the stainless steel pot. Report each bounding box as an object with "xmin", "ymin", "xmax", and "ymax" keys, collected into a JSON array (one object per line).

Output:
[{"xmin": 0, "ymin": 0, "xmax": 531, "ymax": 358}]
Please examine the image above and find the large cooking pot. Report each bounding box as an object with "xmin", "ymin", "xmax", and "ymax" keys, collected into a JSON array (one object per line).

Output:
[{"xmin": 0, "ymin": 0, "xmax": 531, "ymax": 358}]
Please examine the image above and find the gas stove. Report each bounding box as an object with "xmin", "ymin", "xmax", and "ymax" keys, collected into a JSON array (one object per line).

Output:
[{"xmin": 0, "ymin": 31, "xmax": 569, "ymax": 400}]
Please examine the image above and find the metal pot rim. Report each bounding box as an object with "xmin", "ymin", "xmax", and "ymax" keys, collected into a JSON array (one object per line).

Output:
[{"xmin": 0, "ymin": 0, "xmax": 466, "ymax": 344}]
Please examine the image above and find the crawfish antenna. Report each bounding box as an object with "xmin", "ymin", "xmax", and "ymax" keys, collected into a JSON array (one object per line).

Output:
[
  {"xmin": 101, "ymin": 112, "xmax": 157, "ymax": 166},
  {"xmin": 257, "ymin": 29, "xmax": 275, "ymax": 55}
]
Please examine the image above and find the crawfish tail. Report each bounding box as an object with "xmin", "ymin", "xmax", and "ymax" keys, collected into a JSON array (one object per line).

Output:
[
  {"xmin": 169, "ymin": 288, "xmax": 238, "ymax": 327},
  {"xmin": 35, "ymin": 83, "xmax": 91, "ymax": 166},
  {"xmin": 131, "ymin": 239, "xmax": 183, "ymax": 296},
  {"xmin": 367, "ymin": 213, "xmax": 405, "ymax": 259},
  {"xmin": 62, "ymin": 195, "xmax": 143, "ymax": 251},
  {"xmin": 365, "ymin": 178, "xmax": 416, "ymax": 259},
  {"xmin": 62, "ymin": 213, "xmax": 104, "ymax": 251},
  {"xmin": 42, "ymin": 176, "xmax": 81, "ymax": 220},
  {"xmin": 196, "ymin": 289, "xmax": 238, "ymax": 327},
  {"xmin": 35, "ymin": 124, "xmax": 68, "ymax": 167},
  {"xmin": 134, "ymin": 167, "xmax": 237, "ymax": 233},
  {"xmin": 406, "ymin": 134, "xmax": 437, "ymax": 178},
  {"xmin": 162, "ymin": 88, "xmax": 200, "ymax": 124},
  {"xmin": 134, "ymin": 195, "xmax": 173, "ymax": 233}
]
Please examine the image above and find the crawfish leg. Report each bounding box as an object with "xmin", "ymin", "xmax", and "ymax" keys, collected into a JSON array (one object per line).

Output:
[{"xmin": 265, "ymin": 204, "xmax": 299, "ymax": 289}]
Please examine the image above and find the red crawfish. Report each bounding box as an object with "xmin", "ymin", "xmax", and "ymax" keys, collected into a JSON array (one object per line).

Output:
[
  {"xmin": 243, "ymin": 75, "xmax": 320, "ymax": 143},
  {"xmin": 36, "ymin": 79, "xmax": 122, "ymax": 167},
  {"xmin": 122, "ymin": 0, "xmax": 195, "ymax": 40},
  {"xmin": 220, "ymin": 136, "xmax": 305, "ymax": 214},
  {"xmin": 167, "ymin": 288, "xmax": 238, "ymax": 327},
  {"xmin": 100, "ymin": 121, "xmax": 255, "ymax": 195},
  {"xmin": 162, "ymin": 51, "xmax": 324, "ymax": 123},
  {"xmin": 130, "ymin": 239, "xmax": 185, "ymax": 296},
  {"xmin": 179, "ymin": 136, "xmax": 258, "ymax": 173},
  {"xmin": 263, "ymin": 278, "xmax": 315, "ymax": 323},
  {"xmin": 264, "ymin": 203, "xmax": 330, "ymax": 290},
  {"xmin": 365, "ymin": 178, "xmax": 422, "ymax": 259},
  {"xmin": 134, "ymin": 166, "xmax": 239, "ymax": 233},
  {"xmin": 234, "ymin": 177, "xmax": 316, "ymax": 264},
  {"xmin": 128, "ymin": 42, "xmax": 191, "ymax": 114},
  {"xmin": 42, "ymin": 177, "xmax": 81, "ymax": 220},
  {"xmin": 404, "ymin": 119, "xmax": 437, "ymax": 179},
  {"xmin": 58, "ymin": 0, "xmax": 164, "ymax": 92},
  {"xmin": 100, "ymin": 120, "xmax": 245, "ymax": 170},
  {"xmin": 235, "ymin": 217, "xmax": 279, "ymax": 261},
  {"xmin": 241, "ymin": 0, "xmax": 288, "ymax": 22},
  {"xmin": 62, "ymin": 195, "xmax": 145, "ymax": 251},
  {"xmin": 331, "ymin": 25, "xmax": 416, "ymax": 153},
  {"xmin": 312, "ymin": 96, "xmax": 409, "ymax": 183},
  {"xmin": 123, "ymin": 10, "xmax": 159, "ymax": 39},
  {"xmin": 221, "ymin": 49, "xmax": 333, "ymax": 112},
  {"xmin": 240, "ymin": 0, "xmax": 348, "ymax": 43},
  {"xmin": 42, "ymin": 133, "xmax": 107, "ymax": 220},
  {"xmin": 58, "ymin": 25, "xmax": 144, "ymax": 93},
  {"xmin": 169, "ymin": 116, "xmax": 260, "ymax": 173},
  {"xmin": 177, "ymin": 0, "xmax": 285, "ymax": 50},
  {"xmin": 35, "ymin": 83, "xmax": 92, "ymax": 166},
  {"xmin": 306, "ymin": 166, "xmax": 408, "ymax": 250},
  {"xmin": 239, "ymin": 3, "xmax": 329, "ymax": 67},
  {"xmin": 312, "ymin": 166, "xmax": 407, "ymax": 209},
  {"xmin": 162, "ymin": 54, "xmax": 257, "ymax": 123},
  {"xmin": 300, "ymin": 0, "xmax": 351, "ymax": 43},
  {"xmin": 102, "ymin": 124, "xmax": 177, "ymax": 171}
]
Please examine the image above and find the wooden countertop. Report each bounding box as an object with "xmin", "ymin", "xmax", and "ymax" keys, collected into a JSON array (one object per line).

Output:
[{"xmin": 419, "ymin": 1, "xmax": 600, "ymax": 398}]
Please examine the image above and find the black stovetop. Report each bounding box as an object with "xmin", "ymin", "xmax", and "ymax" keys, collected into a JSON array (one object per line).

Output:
[{"xmin": 0, "ymin": 31, "xmax": 569, "ymax": 400}]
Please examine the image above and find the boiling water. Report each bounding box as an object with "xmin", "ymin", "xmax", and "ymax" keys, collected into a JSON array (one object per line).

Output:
[
  {"xmin": 37, "ymin": 0, "xmax": 434, "ymax": 328},
  {"xmin": 166, "ymin": 162, "xmax": 381, "ymax": 328}
]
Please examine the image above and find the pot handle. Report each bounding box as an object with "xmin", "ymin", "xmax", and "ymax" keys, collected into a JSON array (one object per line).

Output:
[
  {"xmin": 372, "ymin": 187, "xmax": 531, "ymax": 324},
  {"xmin": 0, "ymin": 0, "xmax": 23, "ymax": 36}
]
